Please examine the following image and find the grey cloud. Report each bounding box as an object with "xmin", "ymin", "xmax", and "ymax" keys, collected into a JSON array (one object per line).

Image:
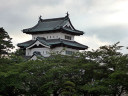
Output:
[
  {"xmin": 86, "ymin": 25, "xmax": 128, "ymax": 42},
  {"xmin": 0, "ymin": 0, "xmax": 62, "ymax": 22},
  {"xmin": 0, "ymin": 0, "xmax": 128, "ymax": 51},
  {"xmin": 80, "ymin": 0, "xmax": 120, "ymax": 15},
  {"xmin": 0, "ymin": 0, "xmax": 62, "ymax": 35}
]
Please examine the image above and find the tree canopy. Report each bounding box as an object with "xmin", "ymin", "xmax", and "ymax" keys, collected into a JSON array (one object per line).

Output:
[
  {"xmin": 0, "ymin": 27, "xmax": 14, "ymax": 57},
  {"xmin": 0, "ymin": 42, "xmax": 128, "ymax": 96}
]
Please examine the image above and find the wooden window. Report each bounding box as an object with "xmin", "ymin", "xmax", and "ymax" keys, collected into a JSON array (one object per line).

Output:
[
  {"xmin": 65, "ymin": 50, "xmax": 73, "ymax": 55},
  {"xmin": 65, "ymin": 35, "xmax": 71, "ymax": 40},
  {"xmin": 46, "ymin": 51, "xmax": 49, "ymax": 54},
  {"xmin": 56, "ymin": 51, "xmax": 59, "ymax": 54}
]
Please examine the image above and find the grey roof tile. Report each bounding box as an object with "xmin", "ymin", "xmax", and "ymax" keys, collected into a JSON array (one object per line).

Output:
[
  {"xmin": 23, "ymin": 16, "xmax": 83, "ymax": 35},
  {"xmin": 17, "ymin": 40, "xmax": 35, "ymax": 48},
  {"xmin": 17, "ymin": 38, "xmax": 88, "ymax": 50}
]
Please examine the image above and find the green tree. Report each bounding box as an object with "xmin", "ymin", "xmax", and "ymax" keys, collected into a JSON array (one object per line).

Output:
[
  {"xmin": 0, "ymin": 42, "xmax": 128, "ymax": 96},
  {"xmin": 0, "ymin": 58, "xmax": 24, "ymax": 96},
  {"xmin": 0, "ymin": 27, "xmax": 14, "ymax": 57},
  {"xmin": 13, "ymin": 48, "xmax": 25, "ymax": 57},
  {"xmin": 86, "ymin": 42, "xmax": 128, "ymax": 96},
  {"xmin": 60, "ymin": 81, "xmax": 76, "ymax": 96}
]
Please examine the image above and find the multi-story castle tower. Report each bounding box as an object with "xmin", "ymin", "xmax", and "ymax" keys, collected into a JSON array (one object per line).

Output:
[{"xmin": 17, "ymin": 13, "xmax": 88, "ymax": 60}]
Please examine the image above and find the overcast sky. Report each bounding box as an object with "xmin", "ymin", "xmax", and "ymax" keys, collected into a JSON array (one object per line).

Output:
[{"xmin": 0, "ymin": 0, "xmax": 128, "ymax": 52}]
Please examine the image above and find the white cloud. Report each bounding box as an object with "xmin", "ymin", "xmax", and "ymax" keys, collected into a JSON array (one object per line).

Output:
[
  {"xmin": 75, "ymin": 35, "xmax": 110, "ymax": 50},
  {"xmin": 0, "ymin": 0, "xmax": 128, "ymax": 52}
]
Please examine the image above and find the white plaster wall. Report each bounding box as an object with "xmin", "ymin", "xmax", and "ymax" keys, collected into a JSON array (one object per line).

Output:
[
  {"xmin": 26, "ymin": 40, "xmax": 51, "ymax": 57},
  {"xmin": 65, "ymin": 47, "xmax": 79, "ymax": 52},
  {"xmin": 25, "ymin": 38, "xmax": 79, "ymax": 57},
  {"xmin": 26, "ymin": 46, "xmax": 79, "ymax": 57},
  {"xmin": 26, "ymin": 48, "xmax": 31, "ymax": 56},
  {"xmin": 32, "ymin": 32, "xmax": 74, "ymax": 41},
  {"xmin": 64, "ymin": 47, "xmax": 79, "ymax": 55},
  {"xmin": 51, "ymin": 47, "xmax": 79, "ymax": 55},
  {"xmin": 26, "ymin": 48, "xmax": 51, "ymax": 57},
  {"xmin": 51, "ymin": 47, "xmax": 65, "ymax": 55},
  {"xmin": 32, "ymin": 33, "xmax": 61, "ymax": 40},
  {"xmin": 31, "ymin": 55, "xmax": 37, "ymax": 60},
  {"xmin": 59, "ymin": 33, "xmax": 74, "ymax": 41}
]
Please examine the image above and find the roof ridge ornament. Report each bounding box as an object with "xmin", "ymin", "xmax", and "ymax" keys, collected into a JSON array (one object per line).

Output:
[
  {"xmin": 39, "ymin": 15, "xmax": 42, "ymax": 21},
  {"xmin": 66, "ymin": 12, "xmax": 69, "ymax": 17}
]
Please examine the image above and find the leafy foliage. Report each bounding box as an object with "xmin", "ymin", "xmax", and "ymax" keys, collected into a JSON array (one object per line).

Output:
[
  {"xmin": 0, "ymin": 28, "xmax": 14, "ymax": 57},
  {"xmin": 0, "ymin": 42, "xmax": 128, "ymax": 96}
]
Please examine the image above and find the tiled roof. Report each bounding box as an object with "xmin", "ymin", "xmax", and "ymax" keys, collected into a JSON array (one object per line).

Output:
[
  {"xmin": 47, "ymin": 39, "xmax": 88, "ymax": 49},
  {"xmin": 23, "ymin": 15, "xmax": 84, "ymax": 35},
  {"xmin": 17, "ymin": 37, "xmax": 88, "ymax": 50},
  {"xmin": 62, "ymin": 27, "xmax": 84, "ymax": 35},
  {"xmin": 17, "ymin": 40, "xmax": 35, "ymax": 48},
  {"xmin": 37, "ymin": 37, "xmax": 49, "ymax": 46}
]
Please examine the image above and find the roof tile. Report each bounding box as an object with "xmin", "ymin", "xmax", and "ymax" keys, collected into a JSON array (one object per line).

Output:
[
  {"xmin": 17, "ymin": 38, "xmax": 88, "ymax": 50},
  {"xmin": 23, "ymin": 16, "xmax": 83, "ymax": 35}
]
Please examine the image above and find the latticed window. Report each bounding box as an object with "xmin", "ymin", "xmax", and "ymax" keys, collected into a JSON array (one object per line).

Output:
[
  {"xmin": 65, "ymin": 35, "xmax": 71, "ymax": 40},
  {"xmin": 65, "ymin": 50, "xmax": 74, "ymax": 55}
]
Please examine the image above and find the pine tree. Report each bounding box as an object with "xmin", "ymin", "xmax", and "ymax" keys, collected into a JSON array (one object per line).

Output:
[{"xmin": 0, "ymin": 27, "xmax": 14, "ymax": 57}]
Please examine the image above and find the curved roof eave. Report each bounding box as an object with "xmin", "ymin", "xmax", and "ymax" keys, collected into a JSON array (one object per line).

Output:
[{"xmin": 26, "ymin": 39, "xmax": 50, "ymax": 49}]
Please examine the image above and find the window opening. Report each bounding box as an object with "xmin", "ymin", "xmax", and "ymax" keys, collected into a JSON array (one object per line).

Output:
[{"xmin": 65, "ymin": 35, "xmax": 71, "ymax": 40}]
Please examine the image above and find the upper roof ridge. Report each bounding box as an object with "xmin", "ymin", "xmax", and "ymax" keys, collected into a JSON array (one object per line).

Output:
[
  {"xmin": 39, "ymin": 16, "xmax": 66, "ymax": 22},
  {"xmin": 23, "ymin": 13, "xmax": 84, "ymax": 35},
  {"xmin": 38, "ymin": 12, "xmax": 69, "ymax": 22}
]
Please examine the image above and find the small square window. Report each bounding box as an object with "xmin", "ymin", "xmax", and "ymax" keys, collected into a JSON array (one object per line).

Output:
[
  {"xmin": 65, "ymin": 35, "xmax": 71, "ymax": 40},
  {"xmin": 66, "ymin": 50, "xmax": 73, "ymax": 55}
]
